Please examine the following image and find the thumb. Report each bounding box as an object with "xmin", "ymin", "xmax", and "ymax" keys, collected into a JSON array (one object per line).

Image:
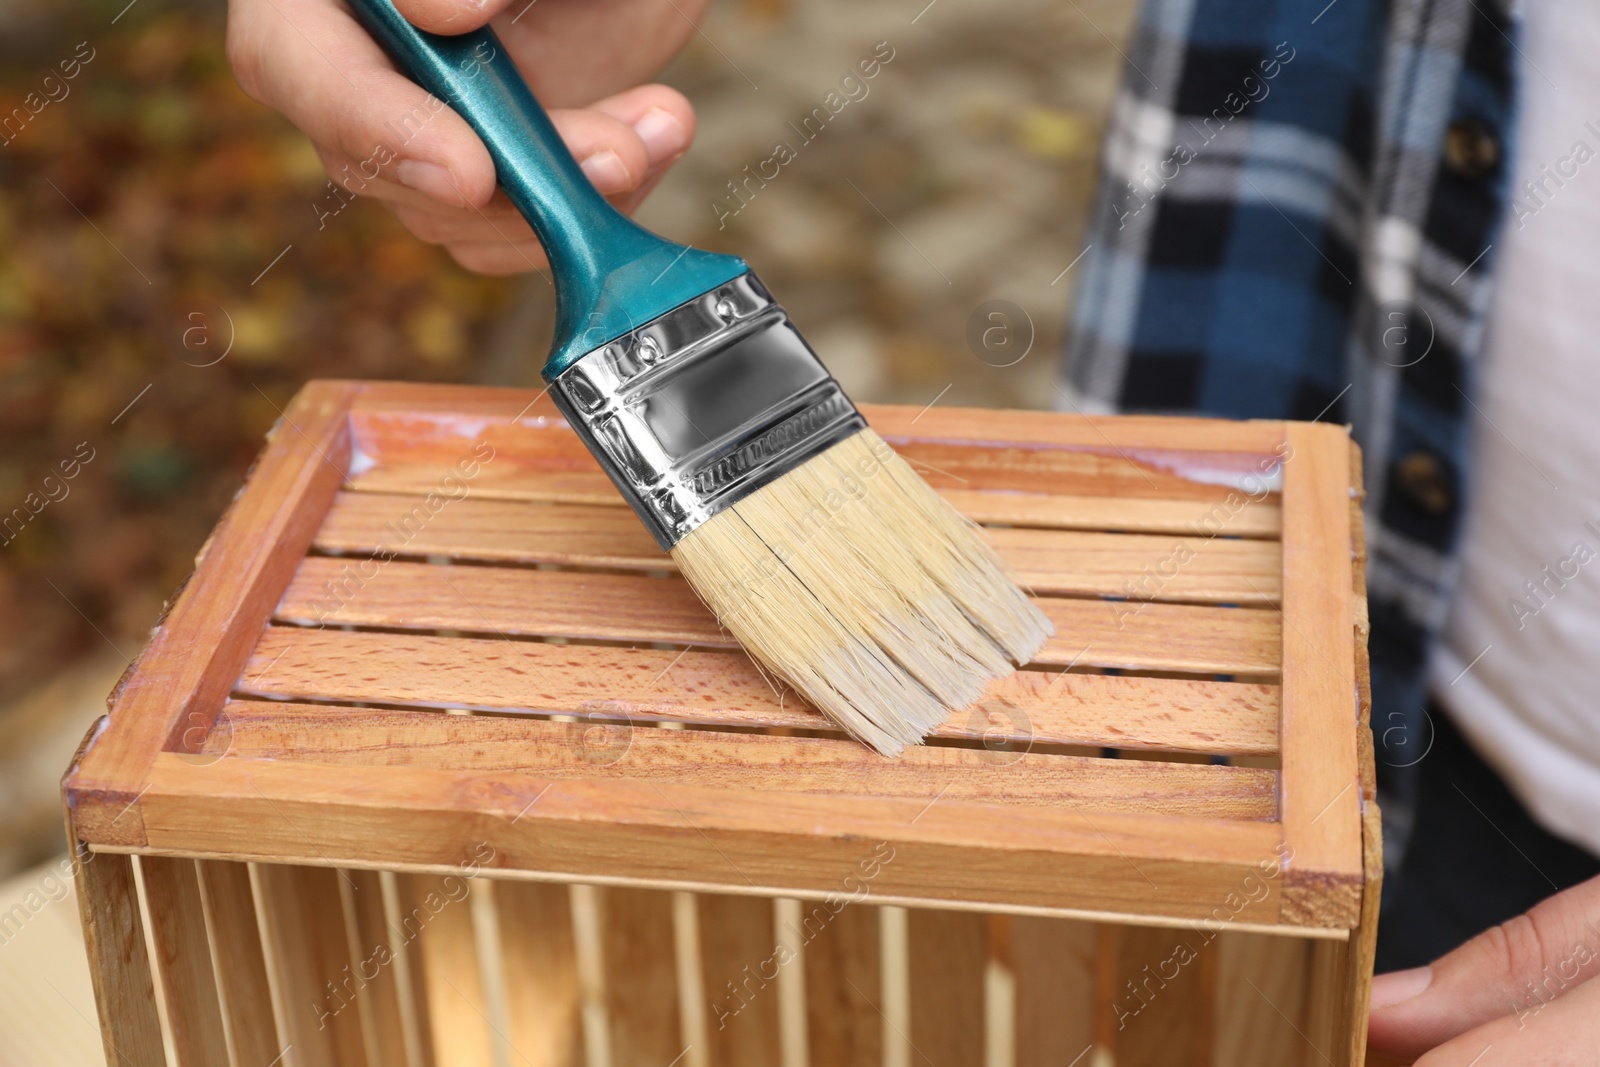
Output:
[
  {"xmin": 391, "ymin": 0, "xmax": 518, "ymax": 35},
  {"xmin": 1367, "ymin": 873, "xmax": 1600, "ymax": 1061}
]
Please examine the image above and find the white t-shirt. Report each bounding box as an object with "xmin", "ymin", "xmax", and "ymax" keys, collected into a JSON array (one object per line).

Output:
[{"xmin": 1430, "ymin": 1, "xmax": 1600, "ymax": 857}]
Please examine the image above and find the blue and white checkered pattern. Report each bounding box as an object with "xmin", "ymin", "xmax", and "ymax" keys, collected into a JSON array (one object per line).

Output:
[{"xmin": 1064, "ymin": 0, "xmax": 1517, "ymax": 789}]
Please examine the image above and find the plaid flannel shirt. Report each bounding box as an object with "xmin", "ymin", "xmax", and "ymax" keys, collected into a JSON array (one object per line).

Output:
[{"xmin": 1063, "ymin": 0, "xmax": 1517, "ymax": 792}]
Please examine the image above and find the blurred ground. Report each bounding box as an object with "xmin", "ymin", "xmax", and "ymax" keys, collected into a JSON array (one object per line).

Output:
[
  {"xmin": 0, "ymin": 857, "xmax": 102, "ymax": 1067},
  {"xmin": 0, "ymin": 0, "xmax": 1135, "ymax": 880}
]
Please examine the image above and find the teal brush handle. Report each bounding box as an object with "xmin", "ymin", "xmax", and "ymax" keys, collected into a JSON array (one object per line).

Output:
[{"xmin": 346, "ymin": 0, "xmax": 747, "ymax": 379}]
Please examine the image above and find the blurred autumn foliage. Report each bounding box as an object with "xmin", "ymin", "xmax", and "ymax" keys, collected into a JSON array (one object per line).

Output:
[{"xmin": 0, "ymin": 1, "xmax": 513, "ymax": 707}]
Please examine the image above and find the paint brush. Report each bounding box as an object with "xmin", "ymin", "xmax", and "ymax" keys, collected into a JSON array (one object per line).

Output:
[{"xmin": 347, "ymin": 0, "xmax": 1053, "ymax": 754}]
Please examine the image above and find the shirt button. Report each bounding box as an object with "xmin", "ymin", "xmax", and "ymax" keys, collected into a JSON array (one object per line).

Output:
[
  {"xmin": 1394, "ymin": 451, "xmax": 1455, "ymax": 515},
  {"xmin": 1443, "ymin": 119, "xmax": 1500, "ymax": 181}
]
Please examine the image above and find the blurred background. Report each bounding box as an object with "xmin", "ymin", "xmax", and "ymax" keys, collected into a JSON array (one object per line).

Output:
[{"xmin": 0, "ymin": 0, "xmax": 1131, "ymax": 1055}]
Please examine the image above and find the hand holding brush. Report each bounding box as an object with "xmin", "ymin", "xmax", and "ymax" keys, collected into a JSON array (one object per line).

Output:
[{"xmin": 339, "ymin": 0, "xmax": 1055, "ymax": 754}]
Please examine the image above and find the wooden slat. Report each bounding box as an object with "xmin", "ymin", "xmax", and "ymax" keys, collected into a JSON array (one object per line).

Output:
[
  {"xmin": 204, "ymin": 701, "xmax": 1279, "ymax": 821},
  {"xmin": 70, "ymin": 847, "xmax": 166, "ymax": 1067},
  {"xmin": 278, "ymin": 558, "xmax": 722, "ymax": 646},
  {"xmin": 599, "ymin": 887, "xmax": 683, "ymax": 1066},
  {"xmin": 1346, "ymin": 435, "xmax": 1382, "ymax": 1067},
  {"xmin": 1303, "ymin": 938, "xmax": 1352, "ymax": 1067},
  {"xmin": 337, "ymin": 478, "xmax": 1279, "ymax": 538},
  {"xmin": 1344, "ymin": 804, "xmax": 1383, "ymax": 1066},
  {"xmin": 1104, "ymin": 924, "xmax": 1215, "ymax": 1067},
  {"xmin": 238, "ymin": 628, "xmax": 1280, "ymax": 755},
  {"xmin": 312, "ymin": 492, "xmax": 1281, "ymax": 603},
  {"xmin": 318, "ymin": 493, "xmax": 664, "ymax": 568},
  {"xmin": 67, "ymin": 381, "xmax": 359, "ymax": 848},
  {"xmin": 867, "ymin": 405, "xmax": 1287, "ymax": 454},
  {"xmin": 1277, "ymin": 424, "xmax": 1362, "ymax": 927},
  {"xmin": 938, "ymin": 488, "xmax": 1280, "ymax": 538},
  {"xmin": 1212, "ymin": 931, "xmax": 1312, "ymax": 1066},
  {"xmin": 1013, "ymin": 916, "xmax": 1095, "ymax": 1067},
  {"xmin": 699, "ymin": 894, "xmax": 781, "ymax": 1067},
  {"xmin": 133, "ymin": 754, "xmax": 1290, "ymax": 924},
  {"xmin": 139, "ymin": 857, "xmax": 230, "ymax": 1066},
  {"xmin": 344, "ymin": 389, "xmax": 1288, "ymax": 506},
  {"xmin": 346, "ymin": 384, "xmax": 1288, "ymax": 451},
  {"xmin": 397, "ymin": 873, "xmax": 493, "ymax": 1067},
  {"xmin": 340, "ymin": 869, "xmax": 410, "ymax": 1067},
  {"xmin": 908, "ymin": 909, "xmax": 985, "ymax": 1067},
  {"xmin": 495, "ymin": 880, "xmax": 585, "ymax": 1067},
  {"xmin": 252, "ymin": 863, "xmax": 369, "ymax": 1067},
  {"xmin": 801, "ymin": 903, "xmax": 880, "ymax": 1067},
  {"xmin": 274, "ymin": 558, "xmax": 1281, "ymax": 676},
  {"xmin": 195, "ymin": 860, "xmax": 284, "ymax": 1067},
  {"xmin": 1040, "ymin": 598, "xmax": 1280, "ymax": 676},
  {"xmin": 991, "ymin": 528, "xmax": 1279, "ymax": 603},
  {"xmin": 347, "ymin": 453, "xmax": 1282, "ymax": 537},
  {"xmin": 384, "ymin": 873, "xmax": 439, "ymax": 1067},
  {"xmin": 890, "ymin": 438, "xmax": 1276, "ymax": 504}
]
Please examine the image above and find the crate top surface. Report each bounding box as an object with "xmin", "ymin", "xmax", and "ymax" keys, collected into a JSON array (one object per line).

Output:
[{"xmin": 64, "ymin": 381, "xmax": 1373, "ymax": 934}]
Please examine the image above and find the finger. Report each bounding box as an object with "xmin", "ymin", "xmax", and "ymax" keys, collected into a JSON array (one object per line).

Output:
[
  {"xmin": 447, "ymin": 239, "xmax": 551, "ymax": 275},
  {"xmin": 609, "ymin": 161, "xmax": 673, "ymax": 218},
  {"xmin": 392, "ymin": 0, "xmax": 517, "ymax": 34},
  {"xmin": 314, "ymin": 82, "xmax": 687, "ymax": 217},
  {"xmin": 381, "ymin": 91, "xmax": 689, "ymax": 250},
  {"xmin": 392, "ymin": 167, "xmax": 669, "ymax": 249},
  {"xmin": 1412, "ymin": 973, "xmax": 1600, "ymax": 1066},
  {"xmin": 585, "ymin": 84, "xmax": 696, "ymax": 170},
  {"xmin": 227, "ymin": 0, "xmax": 496, "ymax": 209},
  {"xmin": 493, "ymin": 0, "xmax": 711, "ymax": 107},
  {"xmin": 1367, "ymin": 873, "xmax": 1600, "ymax": 1060},
  {"xmin": 390, "ymin": 200, "xmax": 537, "ymax": 245}
]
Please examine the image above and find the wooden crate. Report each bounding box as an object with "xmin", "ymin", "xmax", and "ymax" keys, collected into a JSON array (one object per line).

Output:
[{"xmin": 63, "ymin": 380, "xmax": 1381, "ymax": 1067}]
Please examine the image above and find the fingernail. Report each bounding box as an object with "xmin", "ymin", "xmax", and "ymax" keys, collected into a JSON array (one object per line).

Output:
[
  {"xmin": 1370, "ymin": 966, "xmax": 1432, "ymax": 1010},
  {"xmin": 633, "ymin": 106, "xmax": 688, "ymax": 162},
  {"xmin": 580, "ymin": 150, "xmax": 633, "ymax": 193},
  {"xmin": 396, "ymin": 160, "xmax": 464, "ymax": 206}
]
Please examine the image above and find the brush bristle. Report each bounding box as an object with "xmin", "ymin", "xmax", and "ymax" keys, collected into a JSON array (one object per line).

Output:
[{"xmin": 671, "ymin": 429, "xmax": 1054, "ymax": 755}]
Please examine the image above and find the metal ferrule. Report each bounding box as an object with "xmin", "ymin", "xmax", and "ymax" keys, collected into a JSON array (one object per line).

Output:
[{"xmin": 548, "ymin": 272, "xmax": 865, "ymax": 550}]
